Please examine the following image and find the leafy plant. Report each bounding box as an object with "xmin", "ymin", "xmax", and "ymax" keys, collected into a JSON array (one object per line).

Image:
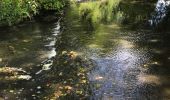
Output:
[
  {"xmin": 37, "ymin": 0, "xmax": 66, "ymax": 10},
  {"xmin": 0, "ymin": 0, "xmax": 38, "ymax": 26},
  {"xmin": 0, "ymin": 0, "xmax": 67, "ymax": 26},
  {"xmin": 78, "ymin": 0, "xmax": 121, "ymax": 29}
]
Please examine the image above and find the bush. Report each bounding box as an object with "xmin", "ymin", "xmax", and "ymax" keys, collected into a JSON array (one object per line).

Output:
[
  {"xmin": 78, "ymin": 0, "xmax": 121, "ymax": 28},
  {"xmin": 0, "ymin": 0, "xmax": 38, "ymax": 26},
  {"xmin": 37, "ymin": 0, "xmax": 66, "ymax": 11},
  {"xmin": 0, "ymin": 0, "xmax": 67, "ymax": 26}
]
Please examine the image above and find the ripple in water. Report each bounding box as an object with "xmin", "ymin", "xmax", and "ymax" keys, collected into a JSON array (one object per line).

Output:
[
  {"xmin": 36, "ymin": 21, "xmax": 61, "ymax": 75},
  {"xmin": 88, "ymin": 36, "xmax": 149, "ymax": 100}
]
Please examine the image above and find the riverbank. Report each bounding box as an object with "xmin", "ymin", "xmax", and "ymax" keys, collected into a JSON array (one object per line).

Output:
[
  {"xmin": 0, "ymin": 1, "xmax": 93, "ymax": 99},
  {"xmin": 0, "ymin": 0, "xmax": 68, "ymax": 27},
  {"xmin": 0, "ymin": 0, "xmax": 170, "ymax": 99}
]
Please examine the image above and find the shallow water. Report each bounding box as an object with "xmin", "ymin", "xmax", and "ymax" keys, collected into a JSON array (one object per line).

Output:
[
  {"xmin": 87, "ymin": 29, "xmax": 170, "ymax": 100},
  {"xmin": 0, "ymin": 0, "xmax": 170, "ymax": 99},
  {"xmin": 0, "ymin": 20, "xmax": 61, "ymax": 99}
]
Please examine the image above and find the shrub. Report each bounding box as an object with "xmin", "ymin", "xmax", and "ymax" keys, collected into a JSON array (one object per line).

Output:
[
  {"xmin": 0, "ymin": 0, "xmax": 67, "ymax": 26},
  {"xmin": 78, "ymin": 0, "xmax": 121, "ymax": 28},
  {"xmin": 0, "ymin": 0, "xmax": 38, "ymax": 26},
  {"xmin": 37, "ymin": 0, "xmax": 66, "ymax": 11}
]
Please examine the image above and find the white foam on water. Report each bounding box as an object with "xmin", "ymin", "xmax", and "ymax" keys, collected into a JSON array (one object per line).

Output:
[{"xmin": 36, "ymin": 21, "xmax": 61, "ymax": 75}]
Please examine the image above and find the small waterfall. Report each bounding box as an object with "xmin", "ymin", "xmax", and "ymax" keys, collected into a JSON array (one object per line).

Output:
[
  {"xmin": 149, "ymin": 0, "xmax": 170, "ymax": 26},
  {"xmin": 35, "ymin": 19, "xmax": 61, "ymax": 75}
]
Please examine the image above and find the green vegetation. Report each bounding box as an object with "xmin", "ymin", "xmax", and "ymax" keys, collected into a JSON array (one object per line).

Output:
[
  {"xmin": 0, "ymin": 0, "xmax": 67, "ymax": 26},
  {"xmin": 0, "ymin": 0, "xmax": 38, "ymax": 26},
  {"xmin": 77, "ymin": 0, "xmax": 157, "ymax": 29},
  {"xmin": 37, "ymin": 0, "xmax": 66, "ymax": 10},
  {"xmin": 0, "ymin": 0, "xmax": 170, "ymax": 99},
  {"xmin": 78, "ymin": 0, "xmax": 122, "ymax": 28}
]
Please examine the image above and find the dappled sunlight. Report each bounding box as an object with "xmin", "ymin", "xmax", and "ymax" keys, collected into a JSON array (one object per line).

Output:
[
  {"xmin": 116, "ymin": 49, "xmax": 134, "ymax": 62},
  {"xmin": 149, "ymin": 39, "xmax": 160, "ymax": 43},
  {"xmin": 87, "ymin": 27, "xmax": 150, "ymax": 99},
  {"xmin": 88, "ymin": 44, "xmax": 101, "ymax": 49},
  {"xmin": 151, "ymin": 48, "xmax": 164, "ymax": 54},
  {"xmin": 0, "ymin": 0, "xmax": 169, "ymax": 99},
  {"xmin": 163, "ymin": 87, "xmax": 170, "ymax": 98},
  {"xmin": 143, "ymin": 61, "xmax": 161, "ymax": 67},
  {"xmin": 95, "ymin": 76, "xmax": 103, "ymax": 80},
  {"xmin": 106, "ymin": 23, "xmax": 121, "ymax": 29},
  {"xmin": 168, "ymin": 57, "xmax": 170, "ymax": 60},
  {"xmin": 86, "ymin": 23, "xmax": 123, "ymax": 55},
  {"xmin": 138, "ymin": 74, "xmax": 170, "ymax": 86},
  {"xmin": 150, "ymin": 61, "xmax": 161, "ymax": 66},
  {"xmin": 119, "ymin": 39, "xmax": 135, "ymax": 49},
  {"xmin": 138, "ymin": 74, "xmax": 161, "ymax": 85},
  {"xmin": 0, "ymin": 67, "xmax": 32, "ymax": 81}
]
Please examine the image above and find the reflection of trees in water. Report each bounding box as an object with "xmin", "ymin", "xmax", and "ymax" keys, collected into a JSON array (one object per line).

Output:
[
  {"xmin": 148, "ymin": 0, "xmax": 170, "ymax": 31},
  {"xmin": 118, "ymin": 0, "xmax": 156, "ymax": 28},
  {"xmin": 78, "ymin": 0, "xmax": 121, "ymax": 29},
  {"xmin": 149, "ymin": 0, "xmax": 170, "ymax": 26},
  {"xmin": 79, "ymin": 0, "xmax": 157, "ymax": 29}
]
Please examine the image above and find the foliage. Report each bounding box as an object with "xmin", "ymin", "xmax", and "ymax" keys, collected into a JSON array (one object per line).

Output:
[
  {"xmin": 78, "ymin": 0, "xmax": 121, "ymax": 28},
  {"xmin": 0, "ymin": 0, "xmax": 67, "ymax": 26},
  {"xmin": 37, "ymin": 0, "xmax": 66, "ymax": 11},
  {"xmin": 0, "ymin": 0, "xmax": 38, "ymax": 26}
]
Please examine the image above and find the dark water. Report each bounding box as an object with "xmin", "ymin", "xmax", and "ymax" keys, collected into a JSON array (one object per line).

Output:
[
  {"xmin": 0, "ymin": 0, "xmax": 170, "ymax": 100},
  {"xmin": 0, "ymin": 20, "xmax": 61, "ymax": 99},
  {"xmin": 149, "ymin": 0, "xmax": 170, "ymax": 26}
]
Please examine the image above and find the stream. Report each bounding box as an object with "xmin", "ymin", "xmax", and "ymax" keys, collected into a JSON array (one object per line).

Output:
[
  {"xmin": 0, "ymin": 0, "xmax": 170, "ymax": 100},
  {"xmin": 0, "ymin": 20, "xmax": 61, "ymax": 99}
]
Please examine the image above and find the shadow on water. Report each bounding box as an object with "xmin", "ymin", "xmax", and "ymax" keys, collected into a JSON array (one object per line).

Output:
[
  {"xmin": 0, "ymin": 0, "xmax": 170, "ymax": 99},
  {"xmin": 119, "ymin": 0, "xmax": 156, "ymax": 28},
  {"xmin": 0, "ymin": 19, "xmax": 65, "ymax": 99},
  {"xmin": 0, "ymin": 2, "xmax": 92, "ymax": 99},
  {"xmin": 76, "ymin": 0, "xmax": 170, "ymax": 99}
]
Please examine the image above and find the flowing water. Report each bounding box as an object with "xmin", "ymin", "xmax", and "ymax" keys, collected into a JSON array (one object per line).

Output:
[
  {"xmin": 0, "ymin": 20, "xmax": 61, "ymax": 99},
  {"xmin": 0, "ymin": 0, "xmax": 170, "ymax": 100}
]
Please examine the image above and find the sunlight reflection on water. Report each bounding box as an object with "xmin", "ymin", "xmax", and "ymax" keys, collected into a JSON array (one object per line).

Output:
[{"xmin": 88, "ymin": 32, "xmax": 151, "ymax": 100}]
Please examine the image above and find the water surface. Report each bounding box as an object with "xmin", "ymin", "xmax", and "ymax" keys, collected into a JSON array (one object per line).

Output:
[{"xmin": 0, "ymin": 0, "xmax": 170, "ymax": 99}]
